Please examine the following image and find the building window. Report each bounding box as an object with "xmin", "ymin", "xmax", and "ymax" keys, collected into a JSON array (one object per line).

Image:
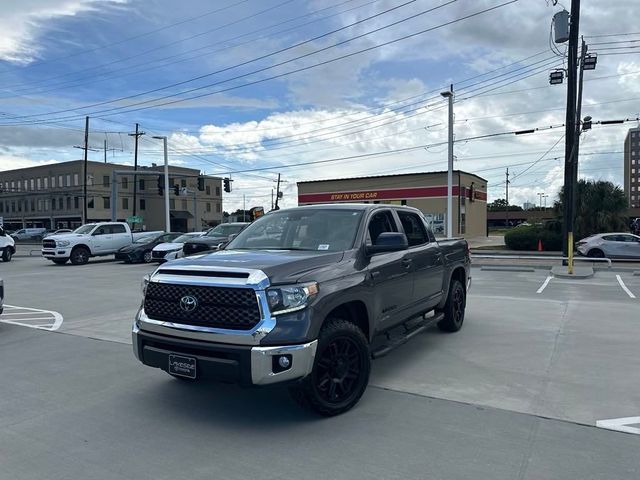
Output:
[
  {"xmin": 65, "ymin": 174, "xmax": 70, "ymax": 187},
  {"xmin": 633, "ymin": 169, "xmax": 636, "ymax": 174},
  {"xmin": 17, "ymin": 200, "xmax": 22, "ymax": 212},
  {"xmin": 216, "ymin": 202, "xmax": 221, "ymax": 213},
  {"xmin": 52, "ymin": 198, "xmax": 56, "ymax": 211},
  {"xmin": 23, "ymin": 180, "xmax": 28, "ymax": 190},
  {"xmin": 633, "ymin": 151, "xmax": 636, "ymax": 156},
  {"xmin": 31, "ymin": 199, "xmax": 35, "ymax": 211},
  {"xmin": 140, "ymin": 199, "xmax": 146, "ymax": 210},
  {"xmin": 216, "ymin": 186, "xmax": 220, "ymax": 197},
  {"xmin": 103, "ymin": 175, "xmax": 110, "ymax": 187},
  {"xmin": 206, "ymin": 202, "xmax": 211, "ymax": 212},
  {"xmin": 11, "ymin": 201, "xmax": 15, "ymax": 213},
  {"xmin": 122, "ymin": 177, "xmax": 128, "ymax": 189},
  {"xmin": 181, "ymin": 199, "xmax": 188, "ymax": 210},
  {"xmin": 88, "ymin": 197, "xmax": 94, "ymax": 209},
  {"xmin": 51, "ymin": 176, "xmax": 56, "ymax": 188},
  {"xmin": 122, "ymin": 197, "xmax": 129, "ymax": 210},
  {"xmin": 37, "ymin": 178, "xmax": 42, "ymax": 190},
  {"xmin": 103, "ymin": 197, "xmax": 110, "ymax": 209},
  {"xmin": 206, "ymin": 185, "xmax": 211, "ymax": 195},
  {"xmin": 60, "ymin": 198, "xmax": 64, "ymax": 210},
  {"xmin": 45, "ymin": 199, "xmax": 50, "ymax": 211},
  {"xmin": 0, "ymin": 202, "xmax": 3, "ymax": 213},
  {"xmin": 16, "ymin": 181, "xmax": 21, "ymax": 192},
  {"xmin": 181, "ymin": 179, "xmax": 187, "ymax": 188},
  {"xmin": 58, "ymin": 175, "xmax": 63, "ymax": 188},
  {"xmin": 37, "ymin": 199, "xmax": 43, "ymax": 211},
  {"xmin": 73, "ymin": 173, "xmax": 79, "ymax": 186},
  {"xmin": 44, "ymin": 177, "xmax": 48, "ymax": 189},
  {"xmin": 401, "ymin": 200, "xmax": 407, "ymax": 205},
  {"xmin": 10, "ymin": 181, "xmax": 15, "ymax": 191},
  {"xmin": 633, "ymin": 186, "xmax": 637, "ymax": 192},
  {"xmin": 139, "ymin": 178, "xmax": 145, "ymax": 190},
  {"xmin": 170, "ymin": 199, "xmax": 176, "ymax": 209},
  {"xmin": 74, "ymin": 197, "xmax": 79, "ymax": 209}
]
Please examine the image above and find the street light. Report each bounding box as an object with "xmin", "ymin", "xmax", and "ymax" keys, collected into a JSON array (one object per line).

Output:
[
  {"xmin": 441, "ymin": 87, "xmax": 454, "ymax": 238},
  {"xmin": 152, "ymin": 136, "xmax": 171, "ymax": 233},
  {"xmin": 537, "ymin": 192, "xmax": 545, "ymax": 209}
]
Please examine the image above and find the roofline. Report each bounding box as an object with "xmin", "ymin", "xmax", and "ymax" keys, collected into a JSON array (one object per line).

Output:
[{"xmin": 296, "ymin": 169, "xmax": 488, "ymax": 185}]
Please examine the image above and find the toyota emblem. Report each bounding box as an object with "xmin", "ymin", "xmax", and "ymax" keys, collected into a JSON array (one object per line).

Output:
[{"xmin": 179, "ymin": 295, "xmax": 198, "ymax": 313}]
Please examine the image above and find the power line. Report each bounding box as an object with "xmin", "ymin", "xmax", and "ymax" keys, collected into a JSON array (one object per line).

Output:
[{"xmin": 0, "ymin": 0, "xmax": 518, "ymax": 125}]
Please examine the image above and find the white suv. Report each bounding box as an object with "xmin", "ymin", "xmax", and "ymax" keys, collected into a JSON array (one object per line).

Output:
[{"xmin": 0, "ymin": 226, "xmax": 16, "ymax": 262}]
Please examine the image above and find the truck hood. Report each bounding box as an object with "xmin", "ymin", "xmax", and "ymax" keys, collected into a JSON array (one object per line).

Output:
[
  {"xmin": 45, "ymin": 233, "xmax": 87, "ymax": 242},
  {"xmin": 167, "ymin": 249, "xmax": 345, "ymax": 284}
]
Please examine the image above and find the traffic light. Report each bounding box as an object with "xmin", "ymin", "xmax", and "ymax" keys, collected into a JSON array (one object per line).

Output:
[
  {"xmin": 157, "ymin": 175, "xmax": 164, "ymax": 195},
  {"xmin": 174, "ymin": 185, "xmax": 180, "ymax": 196},
  {"xmin": 223, "ymin": 177, "xmax": 231, "ymax": 193},
  {"xmin": 197, "ymin": 176, "xmax": 205, "ymax": 191}
]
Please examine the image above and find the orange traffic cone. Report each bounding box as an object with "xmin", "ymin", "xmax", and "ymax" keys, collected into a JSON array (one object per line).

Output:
[{"xmin": 538, "ymin": 239, "xmax": 543, "ymax": 252}]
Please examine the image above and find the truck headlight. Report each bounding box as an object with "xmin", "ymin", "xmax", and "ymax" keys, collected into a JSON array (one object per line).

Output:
[
  {"xmin": 56, "ymin": 240, "xmax": 70, "ymax": 247},
  {"xmin": 141, "ymin": 274, "xmax": 151, "ymax": 295},
  {"xmin": 266, "ymin": 282, "xmax": 318, "ymax": 315}
]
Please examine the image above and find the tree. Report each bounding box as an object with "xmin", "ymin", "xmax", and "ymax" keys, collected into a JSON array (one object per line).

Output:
[
  {"xmin": 554, "ymin": 180, "xmax": 627, "ymax": 239},
  {"xmin": 487, "ymin": 198, "xmax": 523, "ymax": 212}
]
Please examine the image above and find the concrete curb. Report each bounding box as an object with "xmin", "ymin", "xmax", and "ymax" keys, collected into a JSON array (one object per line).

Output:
[
  {"xmin": 480, "ymin": 266, "xmax": 536, "ymax": 272},
  {"xmin": 550, "ymin": 265, "xmax": 594, "ymax": 278}
]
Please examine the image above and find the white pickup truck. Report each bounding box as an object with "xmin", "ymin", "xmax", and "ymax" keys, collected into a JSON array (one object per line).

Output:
[{"xmin": 42, "ymin": 222, "xmax": 160, "ymax": 265}]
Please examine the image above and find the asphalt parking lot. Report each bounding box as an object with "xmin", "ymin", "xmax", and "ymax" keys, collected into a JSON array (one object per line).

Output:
[{"xmin": 1, "ymin": 256, "xmax": 639, "ymax": 479}]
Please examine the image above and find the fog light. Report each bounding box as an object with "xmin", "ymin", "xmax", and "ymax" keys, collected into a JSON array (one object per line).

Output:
[{"xmin": 278, "ymin": 356, "xmax": 291, "ymax": 369}]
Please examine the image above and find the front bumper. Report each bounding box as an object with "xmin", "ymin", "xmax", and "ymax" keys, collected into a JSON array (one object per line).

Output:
[
  {"xmin": 133, "ymin": 324, "xmax": 317, "ymax": 386},
  {"xmin": 42, "ymin": 248, "xmax": 70, "ymax": 259}
]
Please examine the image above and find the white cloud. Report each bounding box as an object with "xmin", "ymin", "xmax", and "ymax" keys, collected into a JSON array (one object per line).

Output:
[
  {"xmin": 0, "ymin": 154, "xmax": 59, "ymax": 171},
  {"xmin": 0, "ymin": 0, "xmax": 128, "ymax": 64}
]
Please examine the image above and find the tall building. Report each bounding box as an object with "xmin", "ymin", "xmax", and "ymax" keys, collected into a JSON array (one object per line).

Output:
[
  {"xmin": 522, "ymin": 201, "xmax": 536, "ymax": 210},
  {"xmin": 624, "ymin": 127, "xmax": 640, "ymax": 208},
  {"xmin": 0, "ymin": 160, "xmax": 223, "ymax": 232}
]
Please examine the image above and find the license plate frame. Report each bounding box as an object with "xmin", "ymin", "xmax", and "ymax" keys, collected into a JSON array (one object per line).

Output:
[{"xmin": 168, "ymin": 354, "xmax": 196, "ymax": 379}]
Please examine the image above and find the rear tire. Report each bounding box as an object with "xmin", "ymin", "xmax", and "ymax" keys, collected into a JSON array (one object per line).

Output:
[
  {"xmin": 2, "ymin": 247, "xmax": 12, "ymax": 262},
  {"xmin": 437, "ymin": 278, "xmax": 466, "ymax": 332},
  {"xmin": 52, "ymin": 258, "xmax": 68, "ymax": 265},
  {"xmin": 70, "ymin": 247, "xmax": 90, "ymax": 265},
  {"xmin": 587, "ymin": 248, "xmax": 604, "ymax": 258},
  {"xmin": 289, "ymin": 318, "xmax": 370, "ymax": 417}
]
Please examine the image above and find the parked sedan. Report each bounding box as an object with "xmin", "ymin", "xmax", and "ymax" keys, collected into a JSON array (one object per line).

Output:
[
  {"xmin": 576, "ymin": 233, "xmax": 640, "ymax": 258},
  {"xmin": 182, "ymin": 222, "xmax": 249, "ymax": 256},
  {"xmin": 151, "ymin": 232, "xmax": 204, "ymax": 263},
  {"xmin": 115, "ymin": 232, "xmax": 181, "ymax": 263}
]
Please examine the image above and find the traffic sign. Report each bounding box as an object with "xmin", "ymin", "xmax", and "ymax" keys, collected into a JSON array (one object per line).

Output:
[{"xmin": 127, "ymin": 215, "xmax": 143, "ymax": 223}]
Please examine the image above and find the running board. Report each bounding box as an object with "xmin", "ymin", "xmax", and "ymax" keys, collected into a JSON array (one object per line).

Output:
[{"xmin": 371, "ymin": 312, "xmax": 444, "ymax": 359}]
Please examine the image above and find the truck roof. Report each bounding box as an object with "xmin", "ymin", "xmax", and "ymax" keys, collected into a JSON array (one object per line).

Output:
[{"xmin": 276, "ymin": 203, "xmax": 423, "ymax": 213}]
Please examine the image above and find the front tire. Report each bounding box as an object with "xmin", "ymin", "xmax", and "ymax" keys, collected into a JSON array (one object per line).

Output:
[
  {"xmin": 2, "ymin": 247, "xmax": 12, "ymax": 262},
  {"xmin": 142, "ymin": 250, "xmax": 153, "ymax": 263},
  {"xmin": 70, "ymin": 247, "xmax": 90, "ymax": 265},
  {"xmin": 437, "ymin": 278, "xmax": 466, "ymax": 332},
  {"xmin": 289, "ymin": 318, "xmax": 370, "ymax": 417}
]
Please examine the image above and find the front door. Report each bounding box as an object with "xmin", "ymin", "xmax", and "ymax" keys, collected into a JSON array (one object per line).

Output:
[
  {"xmin": 616, "ymin": 234, "xmax": 640, "ymax": 258},
  {"xmin": 365, "ymin": 210, "xmax": 414, "ymax": 332}
]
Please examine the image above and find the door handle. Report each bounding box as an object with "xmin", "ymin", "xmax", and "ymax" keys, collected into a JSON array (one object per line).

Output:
[{"xmin": 401, "ymin": 258, "xmax": 412, "ymax": 268}]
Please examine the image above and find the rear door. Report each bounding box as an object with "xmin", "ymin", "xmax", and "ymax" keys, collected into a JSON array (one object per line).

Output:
[
  {"xmin": 109, "ymin": 224, "xmax": 132, "ymax": 251},
  {"xmin": 396, "ymin": 209, "xmax": 444, "ymax": 309},
  {"xmin": 365, "ymin": 209, "xmax": 414, "ymax": 331}
]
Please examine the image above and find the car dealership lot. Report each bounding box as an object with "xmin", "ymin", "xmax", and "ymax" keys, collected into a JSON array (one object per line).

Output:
[{"xmin": 1, "ymin": 257, "xmax": 639, "ymax": 479}]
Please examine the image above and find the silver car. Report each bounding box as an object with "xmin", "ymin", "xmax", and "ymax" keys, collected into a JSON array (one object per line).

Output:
[{"xmin": 576, "ymin": 233, "xmax": 640, "ymax": 258}]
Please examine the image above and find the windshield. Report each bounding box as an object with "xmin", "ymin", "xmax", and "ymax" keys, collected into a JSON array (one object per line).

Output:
[
  {"xmin": 227, "ymin": 209, "xmax": 363, "ymax": 251},
  {"xmin": 173, "ymin": 234, "xmax": 200, "ymax": 243},
  {"xmin": 134, "ymin": 233, "xmax": 161, "ymax": 244},
  {"xmin": 73, "ymin": 224, "xmax": 97, "ymax": 234},
  {"xmin": 205, "ymin": 224, "xmax": 245, "ymax": 237}
]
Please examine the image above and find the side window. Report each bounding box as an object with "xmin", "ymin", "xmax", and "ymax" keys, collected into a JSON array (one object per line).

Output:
[
  {"xmin": 94, "ymin": 226, "xmax": 107, "ymax": 236},
  {"xmin": 621, "ymin": 235, "xmax": 638, "ymax": 243},
  {"xmin": 366, "ymin": 211, "xmax": 397, "ymax": 245},
  {"xmin": 397, "ymin": 211, "xmax": 429, "ymax": 247},
  {"xmin": 111, "ymin": 224, "xmax": 127, "ymax": 234}
]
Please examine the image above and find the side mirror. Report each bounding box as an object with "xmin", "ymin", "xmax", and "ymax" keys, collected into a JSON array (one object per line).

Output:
[{"xmin": 366, "ymin": 232, "xmax": 408, "ymax": 255}]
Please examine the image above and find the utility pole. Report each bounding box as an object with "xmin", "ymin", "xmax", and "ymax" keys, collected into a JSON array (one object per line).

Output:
[
  {"xmin": 505, "ymin": 167, "xmax": 510, "ymax": 229},
  {"xmin": 562, "ymin": 0, "xmax": 581, "ymax": 271},
  {"xmin": 274, "ymin": 173, "xmax": 281, "ymax": 210},
  {"xmin": 271, "ymin": 188, "xmax": 274, "ymax": 210},
  {"xmin": 83, "ymin": 116, "xmax": 89, "ymax": 224},
  {"xmin": 243, "ymin": 194, "xmax": 246, "ymax": 222},
  {"xmin": 128, "ymin": 123, "xmax": 145, "ymax": 228},
  {"xmin": 441, "ymin": 85, "xmax": 454, "ymax": 238},
  {"xmin": 104, "ymin": 139, "xmax": 107, "ymax": 164},
  {"xmin": 152, "ymin": 136, "xmax": 171, "ymax": 232}
]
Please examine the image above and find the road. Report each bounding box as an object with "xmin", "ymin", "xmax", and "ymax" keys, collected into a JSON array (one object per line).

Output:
[{"xmin": 1, "ymin": 256, "xmax": 639, "ymax": 479}]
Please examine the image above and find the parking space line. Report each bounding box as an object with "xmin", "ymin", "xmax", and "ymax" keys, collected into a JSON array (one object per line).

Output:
[
  {"xmin": 616, "ymin": 275, "xmax": 636, "ymax": 299},
  {"xmin": 536, "ymin": 276, "xmax": 553, "ymax": 294},
  {"xmin": 1, "ymin": 304, "xmax": 63, "ymax": 331}
]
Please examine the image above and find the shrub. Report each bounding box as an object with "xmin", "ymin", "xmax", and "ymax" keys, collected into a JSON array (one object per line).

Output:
[{"xmin": 504, "ymin": 225, "xmax": 562, "ymax": 251}]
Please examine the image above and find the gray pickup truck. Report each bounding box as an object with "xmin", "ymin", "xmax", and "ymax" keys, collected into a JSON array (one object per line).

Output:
[{"xmin": 134, "ymin": 204, "xmax": 470, "ymax": 416}]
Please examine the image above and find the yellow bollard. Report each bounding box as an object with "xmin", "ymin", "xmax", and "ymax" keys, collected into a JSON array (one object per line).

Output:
[{"xmin": 568, "ymin": 231, "xmax": 574, "ymax": 275}]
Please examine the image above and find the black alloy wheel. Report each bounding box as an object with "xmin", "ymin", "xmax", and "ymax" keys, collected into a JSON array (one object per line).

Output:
[
  {"xmin": 437, "ymin": 278, "xmax": 466, "ymax": 332},
  {"xmin": 315, "ymin": 337, "xmax": 362, "ymax": 404}
]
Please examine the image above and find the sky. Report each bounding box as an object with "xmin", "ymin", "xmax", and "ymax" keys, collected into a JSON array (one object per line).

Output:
[{"xmin": 0, "ymin": 0, "xmax": 638, "ymax": 213}]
